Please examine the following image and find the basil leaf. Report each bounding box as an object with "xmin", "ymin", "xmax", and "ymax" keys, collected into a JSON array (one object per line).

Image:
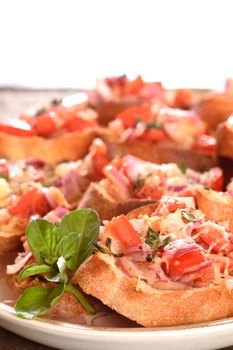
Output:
[
  {"xmin": 58, "ymin": 209, "xmax": 100, "ymax": 271},
  {"xmin": 26, "ymin": 219, "xmax": 58, "ymax": 264},
  {"xmin": 15, "ymin": 285, "xmax": 64, "ymax": 319},
  {"xmin": 56, "ymin": 232, "xmax": 81, "ymax": 263},
  {"xmin": 18, "ymin": 264, "xmax": 55, "ymax": 281},
  {"xmin": 181, "ymin": 210, "xmax": 197, "ymax": 222},
  {"xmin": 179, "ymin": 161, "xmax": 187, "ymax": 174},
  {"xmin": 65, "ymin": 284, "xmax": 95, "ymax": 314}
]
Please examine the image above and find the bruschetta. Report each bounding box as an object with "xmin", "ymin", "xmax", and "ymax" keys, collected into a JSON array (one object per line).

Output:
[
  {"xmin": 90, "ymin": 75, "xmax": 167, "ymax": 125},
  {"xmin": 78, "ymin": 154, "xmax": 223, "ymax": 220},
  {"xmin": 0, "ymin": 93, "xmax": 97, "ymax": 164},
  {"xmin": 197, "ymin": 80, "xmax": 233, "ymax": 130},
  {"xmin": 98, "ymin": 105, "xmax": 217, "ymax": 171},
  {"xmin": 75, "ymin": 197, "xmax": 233, "ymax": 327},
  {"xmin": 196, "ymin": 185, "xmax": 233, "ymax": 232}
]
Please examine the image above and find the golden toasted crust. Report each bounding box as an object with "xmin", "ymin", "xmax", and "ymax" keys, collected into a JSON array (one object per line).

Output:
[
  {"xmin": 198, "ymin": 93, "xmax": 233, "ymax": 130},
  {"xmin": 0, "ymin": 230, "xmax": 23, "ymax": 255},
  {"xmin": 216, "ymin": 121, "xmax": 233, "ymax": 159},
  {"xmin": 196, "ymin": 188, "xmax": 233, "ymax": 232},
  {"xmin": 0, "ymin": 129, "xmax": 95, "ymax": 164},
  {"xmin": 99, "ymin": 130, "xmax": 217, "ymax": 172},
  {"xmin": 78, "ymin": 182, "xmax": 154, "ymax": 221},
  {"xmin": 75, "ymin": 253, "xmax": 233, "ymax": 327}
]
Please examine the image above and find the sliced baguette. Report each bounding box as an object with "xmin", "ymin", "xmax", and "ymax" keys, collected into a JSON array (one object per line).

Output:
[
  {"xmin": 216, "ymin": 120, "xmax": 233, "ymax": 160},
  {"xmin": 0, "ymin": 129, "xmax": 95, "ymax": 164},
  {"xmin": 197, "ymin": 93, "xmax": 233, "ymax": 130},
  {"xmin": 75, "ymin": 252, "xmax": 233, "ymax": 327},
  {"xmin": 196, "ymin": 188, "xmax": 233, "ymax": 232},
  {"xmin": 99, "ymin": 130, "xmax": 217, "ymax": 172},
  {"xmin": 78, "ymin": 182, "xmax": 154, "ymax": 221}
]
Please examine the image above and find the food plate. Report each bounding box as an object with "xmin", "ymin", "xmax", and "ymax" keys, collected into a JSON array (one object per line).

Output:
[{"xmin": 1, "ymin": 257, "xmax": 233, "ymax": 350}]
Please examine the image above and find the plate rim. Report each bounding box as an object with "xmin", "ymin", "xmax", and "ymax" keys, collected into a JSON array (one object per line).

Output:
[{"xmin": 2, "ymin": 302, "xmax": 233, "ymax": 338}]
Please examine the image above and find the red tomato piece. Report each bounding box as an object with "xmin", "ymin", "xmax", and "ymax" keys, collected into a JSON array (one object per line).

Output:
[
  {"xmin": 122, "ymin": 75, "xmax": 144, "ymax": 95},
  {"xmin": 0, "ymin": 159, "xmax": 9, "ymax": 178},
  {"xmin": 8, "ymin": 188, "xmax": 52, "ymax": 218},
  {"xmin": 0, "ymin": 120, "xmax": 36, "ymax": 137},
  {"xmin": 153, "ymin": 197, "xmax": 186, "ymax": 216},
  {"xmin": 92, "ymin": 152, "xmax": 109, "ymax": 180},
  {"xmin": 203, "ymin": 167, "xmax": 223, "ymax": 191},
  {"xmin": 197, "ymin": 223, "xmax": 231, "ymax": 253},
  {"xmin": 135, "ymin": 183, "xmax": 164, "ymax": 200},
  {"xmin": 33, "ymin": 114, "xmax": 57, "ymax": 137},
  {"xmin": 140, "ymin": 128, "xmax": 165, "ymax": 143},
  {"xmin": 116, "ymin": 105, "xmax": 153, "ymax": 129},
  {"xmin": 194, "ymin": 265, "xmax": 215, "ymax": 284},
  {"xmin": 166, "ymin": 245, "xmax": 206, "ymax": 278},
  {"xmin": 63, "ymin": 117, "xmax": 95, "ymax": 132},
  {"xmin": 193, "ymin": 135, "xmax": 216, "ymax": 154},
  {"xmin": 107, "ymin": 214, "xmax": 142, "ymax": 247}
]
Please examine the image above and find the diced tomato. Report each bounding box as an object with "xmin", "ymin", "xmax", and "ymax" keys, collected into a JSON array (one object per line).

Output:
[
  {"xmin": 0, "ymin": 120, "xmax": 36, "ymax": 137},
  {"xmin": 63, "ymin": 117, "xmax": 95, "ymax": 132},
  {"xmin": 192, "ymin": 135, "xmax": 216, "ymax": 154},
  {"xmin": 173, "ymin": 89, "xmax": 194, "ymax": 109},
  {"xmin": 116, "ymin": 105, "xmax": 153, "ymax": 129},
  {"xmin": 33, "ymin": 114, "xmax": 57, "ymax": 137},
  {"xmin": 0, "ymin": 159, "xmax": 9, "ymax": 178},
  {"xmin": 8, "ymin": 188, "xmax": 52, "ymax": 218},
  {"xmin": 194, "ymin": 265, "xmax": 215, "ymax": 284},
  {"xmin": 153, "ymin": 197, "xmax": 186, "ymax": 216},
  {"xmin": 122, "ymin": 75, "xmax": 144, "ymax": 95},
  {"xmin": 92, "ymin": 151, "xmax": 109, "ymax": 180},
  {"xmin": 166, "ymin": 245, "xmax": 206, "ymax": 278},
  {"xmin": 197, "ymin": 223, "xmax": 232, "ymax": 253},
  {"xmin": 107, "ymin": 214, "xmax": 142, "ymax": 247},
  {"xmin": 140, "ymin": 128, "xmax": 165, "ymax": 143},
  {"xmin": 135, "ymin": 183, "xmax": 164, "ymax": 200},
  {"xmin": 202, "ymin": 167, "xmax": 223, "ymax": 191}
]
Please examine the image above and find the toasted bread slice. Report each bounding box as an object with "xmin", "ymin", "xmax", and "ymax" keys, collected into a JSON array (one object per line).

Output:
[
  {"xmin": 216, "ymin": 119, "xmax": 233, "ymax": 160},
  {"xmin": 197, "ymin": 93, "xmax": 233, "ymax": 130},
  {"xmin": 0, "ymin": 129, "xmax": 95, "ymax": 164},
  {"xmin": 75, "ymin": 252, "xmax": 233, "ymax": 327},
  {"xmin": 99, "ymin": 130, "xmax": 217, "ymax": 172},
  {"xmin": 196, "ymin": 188, "xmax": 233, "ymax": 232},
  {"xmin": 78, "ymin": 182, "xmax": 154, "ymax": 221}
]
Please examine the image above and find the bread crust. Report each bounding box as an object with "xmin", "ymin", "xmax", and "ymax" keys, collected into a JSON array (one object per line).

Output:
[
  {"xmin": 216, "ymin": 121, "xmax": 233, "ymax": 160},
  {"xmin": 78, "ymin": 182, "xmax": 154, "ymax": 221},
  {"xmin": 0, "ymin": 129, "xmax": 95, "ymax": 164},
  {"xmin": 75, "ymin": 252, "xmax": 233, "ymax": 327},
  {"xmin": 198, "ymin": 93, "xmax": 233, "ymax": 130},
  {"xmin": 196, "ymin": 188, "xmax": 233, "ymax": 232},
  {"xmin": 0, "ymin": 230, "xmax": 23, "ymax": 255},
  {"xmin": 99, "ymin": 130, "xmax": 217, "ymax": 172}
]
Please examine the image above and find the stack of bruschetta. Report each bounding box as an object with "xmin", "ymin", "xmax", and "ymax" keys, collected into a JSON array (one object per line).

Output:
[{"xmin": 2, "ymin": 75, "xmax": 233, "ymax": 328}]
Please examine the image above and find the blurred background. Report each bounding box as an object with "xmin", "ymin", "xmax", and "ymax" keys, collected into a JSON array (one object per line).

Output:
[{"xmin": 0, "ymin": 0, "xmax": 233, "ymax": 90}]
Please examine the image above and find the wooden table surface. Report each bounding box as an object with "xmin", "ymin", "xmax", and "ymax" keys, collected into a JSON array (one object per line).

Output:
[{"xmin": 0, "ymin": 89, "xmax": 232, "ymax": 350}]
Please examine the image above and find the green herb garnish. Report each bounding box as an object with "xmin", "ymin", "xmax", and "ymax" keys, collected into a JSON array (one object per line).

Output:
[
  {"xmin": 93, "ymin": 238, "xmax": 123, "ymax": 258},
  {"xmin": 179, "ymin": 161, "xmax": 187, "ymax": 174},
  {"xmin": 146, "ymin": 121, "xmax": 163, "ymax": 129},
  {"xmin": 145, "ymin": 227, "xmax": 170, "ymax": 257},
  {"xmin": 51, "ymin": 98, "xmax": 62, "ymax": 106},
  {"xmin": 15, "ymin": 209, "xmax": 100, "ymax": 319},
  {"xmin": 133, "ymin": 178, "xmax": 145, "ymax": 192},
  {"xmin": 181, "ymin": 210, "xmax": 197, "ymax": 222}
]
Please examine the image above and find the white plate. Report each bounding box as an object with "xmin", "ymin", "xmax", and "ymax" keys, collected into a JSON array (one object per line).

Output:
[{"xmin": 1, "ymin": 256, "xmax": 233, "ymax": 350}]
